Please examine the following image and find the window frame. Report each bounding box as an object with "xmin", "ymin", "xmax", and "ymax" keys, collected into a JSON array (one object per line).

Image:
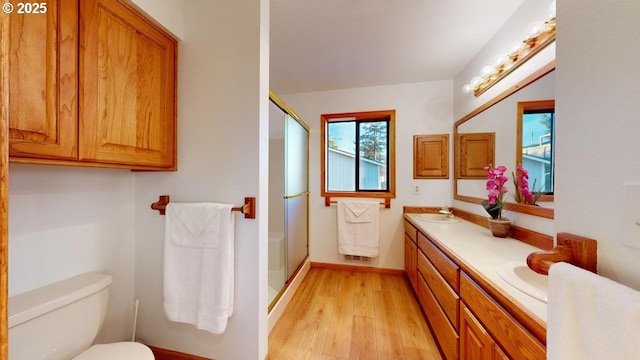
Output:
[
  {"xmin": 321, "ymin": 109, "xmax": 396, "ymax": 200},
  {"xmin": 516, "ymin": 100, "xmax": 554, "ymax": 201}
]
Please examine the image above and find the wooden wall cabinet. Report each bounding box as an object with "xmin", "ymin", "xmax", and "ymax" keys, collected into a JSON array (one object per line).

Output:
[
  {"xmin": 79, "ymin": 0, "xmax": 176, "ymax": 168},
  {"xmin": 8, "ymin": 0, "xmax": 177, "ymax": 170},
  {"xmin": 455, "ymin": 132, "xmax": 495, "ymax": 178},
  {"xmin": 8, "ymin": 0, "xmax": 79, "ymax": 161},
  {"xmin": 413, "ymin": 134, "xmax": 449, "ymax": 179}
]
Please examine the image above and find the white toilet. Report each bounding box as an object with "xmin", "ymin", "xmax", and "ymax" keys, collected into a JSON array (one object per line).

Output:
[{"xmin": 8, "ymin": 272, "xmax": 154, "ymax": 360}]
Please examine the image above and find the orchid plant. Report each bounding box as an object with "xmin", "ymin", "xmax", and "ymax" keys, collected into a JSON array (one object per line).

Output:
[
  {"xmin": 482, "ymin": 165, "xmax": 508, "ymax": 219},
  {"xmin": 511, "ymin": 165, "xmax": 543, "ymax": 206}
]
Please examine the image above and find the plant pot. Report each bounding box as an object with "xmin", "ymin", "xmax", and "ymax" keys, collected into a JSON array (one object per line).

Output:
[{"xmin": 487, "ymin": 218, "xmax": 512, "ymax": 238}]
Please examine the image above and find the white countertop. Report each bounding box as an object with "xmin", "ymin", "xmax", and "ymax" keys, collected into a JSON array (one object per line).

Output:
[{"xmin": 405, "ymin": 213, "xmax": 547, "ymax": 324}]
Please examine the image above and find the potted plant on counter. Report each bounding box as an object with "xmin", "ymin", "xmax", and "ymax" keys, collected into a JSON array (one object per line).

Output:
[{"xmin": 482, "ymin": 165, "xmax": 511, "ymax": 237}]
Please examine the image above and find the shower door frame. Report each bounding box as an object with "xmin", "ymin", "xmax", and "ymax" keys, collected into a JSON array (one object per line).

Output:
[{"xmin": 268, "ymin": 91, "xmax": 310, "ymax": 311}]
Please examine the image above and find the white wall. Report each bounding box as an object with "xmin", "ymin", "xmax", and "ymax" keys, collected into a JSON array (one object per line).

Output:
[
  {"xmin": 555, "ymin": 0, "xmax": 640, "ymax": 289},
  {"xmin": 133, "ymin": 1, "xmax": 269, "ymax": 359},
  {"xmin": 282, "ymin": 81, "xmax": 453, "ymax": 269},
  {"xmin": 8, "ymin": 164, "xmax": 136, "ymax": 343},
  {"xmin": 130, "ymin": 0, "xmax": 184, "ymax": 39}
]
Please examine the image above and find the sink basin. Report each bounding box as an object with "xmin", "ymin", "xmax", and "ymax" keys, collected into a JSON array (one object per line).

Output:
[
  {"xmin": 415, "ymin": 214, "xmax": 460, "ymax": 224},
  {"xmin": 495, "ymin": 261, "xmax": 548, "ymax": 303}
]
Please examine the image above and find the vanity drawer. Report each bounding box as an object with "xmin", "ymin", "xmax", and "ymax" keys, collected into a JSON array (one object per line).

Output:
[
  {"xmin": 460, "ymin": 272, "xmax": 545, "ymax": 360},
  {"xmin": 418, "ymin": 232, "xmax": 459, "ymax": 291},
  {"xmin": 417, "ymin": 272, "xmax": 459, "ymax": 360},
  {"xmin": 404, "ymin": 220, "xmax": 417, "ymax": 242},
  {"xmin": 418, "ymin": 249, "xmax": 459, "ymax": 330}
]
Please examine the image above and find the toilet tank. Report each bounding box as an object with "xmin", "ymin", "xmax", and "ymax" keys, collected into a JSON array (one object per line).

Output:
[{"xmin": 9, "ymin": 273, "xmax": 113, "ymax": 360}]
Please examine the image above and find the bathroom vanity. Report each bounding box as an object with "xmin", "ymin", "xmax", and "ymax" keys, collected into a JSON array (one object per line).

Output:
[{"xmin": 404, "ymin": 213, "xmax": 547, "ymax": 360}]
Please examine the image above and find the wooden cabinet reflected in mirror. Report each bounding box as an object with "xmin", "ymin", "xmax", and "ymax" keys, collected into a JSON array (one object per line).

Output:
[{"xmin": 456, "ymin": 132, "xmax": 495, "ymax": 178}]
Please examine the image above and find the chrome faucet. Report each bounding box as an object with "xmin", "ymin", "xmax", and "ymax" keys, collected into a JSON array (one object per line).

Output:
[{"xmin": 439, "ymin": 206, "xmax": 454, "ymax": 218}]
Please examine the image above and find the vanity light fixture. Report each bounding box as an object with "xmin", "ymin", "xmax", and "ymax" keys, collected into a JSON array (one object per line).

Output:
[{"xmin": 462, "ymin": 1, "xmax": 556, "ymax": 97}]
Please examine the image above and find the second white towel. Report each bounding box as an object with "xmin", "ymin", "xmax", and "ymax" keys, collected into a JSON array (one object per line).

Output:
[
  {"xmin": 337, "ymin": 200, "xmax": 379, "ymax": 257},
  {"xmin": 163, "ymin": 202, "xmax": 235, "ymax": 334},
  {"xmin": 547, "ymin": 262, "xmax": 640, "ymax": 360}
]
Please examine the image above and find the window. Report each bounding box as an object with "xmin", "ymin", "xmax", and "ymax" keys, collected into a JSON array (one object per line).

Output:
[
  {"xmin": 517, "ymin": 100, "xmax": 554, "ymax": 197},
  {"xmin": 321, "ymin": 110, "xmax": 395, "ymax": 199}
]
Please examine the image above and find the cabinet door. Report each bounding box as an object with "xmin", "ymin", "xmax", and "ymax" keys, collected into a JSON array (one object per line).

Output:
[
  {"xmin": 413, "ymin": 134, "xmax": 449, "ymax": 178},
  {"xmin": 460, "ymin": 273, "xmax": 545, "ymax": 359},
  {"xmin": 8, "ymin": 0, "xmax": 78, "ymax": 160},
  {"xmin": 404, "ymin": 234, "xmax": 417, "ymax": 290},
  {"xmin": 79, "ymin": 0, "xmax": 176, "ymax": 168},
  {"xmin": 460, "ymin": 304, "xmax": 494, "ymax": 360},
  {"xmin": 456, "ymin": 132, "xmax": 495, "ymax": 178}
]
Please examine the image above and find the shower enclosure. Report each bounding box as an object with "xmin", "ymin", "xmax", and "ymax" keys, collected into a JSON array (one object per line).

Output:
[{"xmin": 268, "ymin": 92, "xmax": 309, "ymax": 308}]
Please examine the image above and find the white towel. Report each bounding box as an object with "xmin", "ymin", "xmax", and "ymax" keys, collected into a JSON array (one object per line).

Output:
[
  {"xmin": 337, "ymin": 200, "xmax": 379, "ymax": 257},
  {"xmin": 547, "ymin": 262, "xmax": 640, "ymax": 360},
  {"xmin": 163, "ymin": 202, "xmax": 235, "ymax": 334}
]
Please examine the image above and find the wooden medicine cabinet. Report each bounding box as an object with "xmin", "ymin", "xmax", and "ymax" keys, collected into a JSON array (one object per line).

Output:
[
  {"xmin": 413, "ymin": 134, "xmax": 449, "ymax": 179},
  {"xmin": 7, "ymin": 0, "xmax": 177, "ymax": 170}
]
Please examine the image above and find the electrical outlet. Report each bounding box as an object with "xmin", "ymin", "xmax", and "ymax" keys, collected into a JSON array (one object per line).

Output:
[{"xmin": 413, "ymin": 184, "xmax": 421, "ymax": 194}]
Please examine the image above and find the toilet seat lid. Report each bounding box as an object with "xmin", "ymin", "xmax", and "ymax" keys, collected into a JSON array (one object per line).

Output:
[{"xmin": 73, "ymin": 342, "xmax": 154, "ymax": 360}]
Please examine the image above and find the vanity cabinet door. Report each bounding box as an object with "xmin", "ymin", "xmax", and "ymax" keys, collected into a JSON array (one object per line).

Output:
[
  {"xmin": 404, "ymin": 220, "xmax": 418, "ymax": 290},
  {"xmin": 417, "ymin": 272, "xmax": 458, "ymax": 360},
  {"xmin": 460, "ymin": 272, "xmax": 545, "ymax": 360},
  {"xmin": 460, "ymin": 303, "xmax": 499, "ymax": 360},
  {"xmin": 404, "ymin": 234, "xmax": 417, "ymax": 290},
  {"xmin": 8, "ymin": 0, "xmax": 78, "ymax": 161},
  {"xmin": 79, "ymin": 0, "xmax": 176, "ymax": 169},
  {"xmin": 418, "ymin": 249, "xmax": 459, "ymax": 330}
]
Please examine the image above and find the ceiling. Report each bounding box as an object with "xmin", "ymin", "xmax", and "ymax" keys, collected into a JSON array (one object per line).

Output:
[{"xmin": 269, "ymin": 0, "xmax": 526, "ymax": 95}]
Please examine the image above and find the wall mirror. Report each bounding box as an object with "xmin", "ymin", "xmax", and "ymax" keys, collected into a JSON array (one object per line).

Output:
[{"xmin": 454, "ymin": 62, "xmax": 555, "ymax": 219}]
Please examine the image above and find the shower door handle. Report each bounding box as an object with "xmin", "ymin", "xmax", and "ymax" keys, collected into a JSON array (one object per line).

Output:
[{"xmin": 283, "ymin": 191, "xmax": 310, "ymax": 200}]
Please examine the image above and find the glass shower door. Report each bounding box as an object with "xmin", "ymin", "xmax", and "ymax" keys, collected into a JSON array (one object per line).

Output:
[
  {"xmin": 284, "ymin": 113, "xmax": 309, "ymax": 280},
  {"xmin": 268, "ymin": 94, "xmax": 309, "ymax": 310}
]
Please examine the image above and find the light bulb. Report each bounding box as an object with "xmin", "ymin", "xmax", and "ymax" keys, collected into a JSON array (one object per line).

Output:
[
  {"xmin": 462, "ymin": 84, "xmax": 474, "ymax": 94},
  {"xmin": 527, "ymin": 21, "xmax": 546, "ymax": 39},
  {"xmin": 510, "ymin": 42, "xmax": 524, "ymax": 56},
  {"xmin": 492, "ymin": 55, "xmax": 507, "ymax": 68},
  {"xmin": 470, "ymin": 76, "xmax": 483, "ymax": 87},
  {"xmin": 480, "ymin": 65, "xmax": 496, "ymax": 78}
]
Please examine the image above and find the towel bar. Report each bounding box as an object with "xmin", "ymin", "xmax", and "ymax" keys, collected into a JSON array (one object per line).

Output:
[
  {"xmin": 324, "ymin": 196, "xmax": 391, "ymax": 208},
  {"xmin": 151, "ymin": 195, "xmax": 256, "ymax": 219},
  {"xmin": 526, "ymin": 232, "xmax": 597, "ymax": 275}
]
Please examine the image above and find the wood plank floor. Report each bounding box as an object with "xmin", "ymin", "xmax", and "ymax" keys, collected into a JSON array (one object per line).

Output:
[{"xmin": 268, "ymin": 268, "xmax": 443, "ymax": 360}]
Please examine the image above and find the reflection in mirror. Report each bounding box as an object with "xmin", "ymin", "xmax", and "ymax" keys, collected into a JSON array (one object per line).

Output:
[
  {"xmin": 517, "ymin": 100, "xmax": 555, "ymax": 201},
  {"xmin": 454, "ymin": 62, "xmax": 555, "ymax": 219}
]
